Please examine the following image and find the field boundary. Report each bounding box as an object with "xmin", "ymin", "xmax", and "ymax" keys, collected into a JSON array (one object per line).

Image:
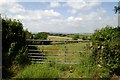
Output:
[{"xmin": 26, "ymin": 39, "xmax": 90, "ymax": 64}]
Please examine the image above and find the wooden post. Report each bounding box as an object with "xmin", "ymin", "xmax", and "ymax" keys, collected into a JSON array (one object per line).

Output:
[
  {"xmin": 42, "ymin": 41, "xmax": 44, "ymax": 53},
  {"xmin": 64, "ymin": 41, "xmax": 67, "ymax": 63}
]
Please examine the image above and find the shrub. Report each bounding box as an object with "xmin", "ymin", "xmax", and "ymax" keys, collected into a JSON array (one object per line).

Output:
[
  {"xmin": 2, "ymin": 18, "xmax": 29, "ymax": 78},
  {"xmin": 91, "ymin": 26, "xmax": 120, "ymax": 76},
  {"xmin": 72, "ymin": 34, "xmax": 79, "ymax": 40},
  {"xmin": 34, "ymin": 32, "xmax": 49, "ymax": 40}
]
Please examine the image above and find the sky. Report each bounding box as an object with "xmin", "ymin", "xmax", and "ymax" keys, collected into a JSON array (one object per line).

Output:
[{"xmin": 0, "ymin": 0, "xmax": 119, "ymax": 33}]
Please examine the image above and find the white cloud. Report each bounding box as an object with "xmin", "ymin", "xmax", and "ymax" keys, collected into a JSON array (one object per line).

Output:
[
  {"xmin": 67, "ymin": 0, "xmax": 101, "ymax": 14},
  {"xmin": 67, "ymin": 0, "xmax": 86, "ymax": 10},
  {"xmin": 68, "ymin": 9, "xmax": 78, "ymax": 14},
  {"xmin": 8, "ymin": 9, "xmax": 62, "ymax": 21},
  {"xmin": 98, "ymin": 17, "xmax": 102, "ymax": 20},
  {"xmin": 78, "ymin": 8, "xmax": 107, "ymax": 21},
  {"xmin": 0, "ymin": 0, "xmax": 25, "ymax": 14},
  {"xmin": 67, "ymin": 16, "xmax": 83, "ymax": 21},
  {"xmin": 19, "ymin": 13, "xmax": 117, "ymax": 33},
  {"xmin": 50, "ymin": 2, "xmax": 61, "ymax": 8},
  {"xmin": 0, "ymin": 1, "xmax": 118, "ymax": 33}
]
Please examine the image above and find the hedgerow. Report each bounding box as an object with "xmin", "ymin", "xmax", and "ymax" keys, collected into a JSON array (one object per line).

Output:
[
  {"xmin": 2, "ymin": 18, "xmax": 31, "ymax": 78},
  {"xmin": 91, "ymin": 26, "xmax": 120, "ymax": 76}
]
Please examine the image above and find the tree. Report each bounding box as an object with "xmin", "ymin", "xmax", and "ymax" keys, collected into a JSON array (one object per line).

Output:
[
  {"xmin": 34, "ymin": 32, "xmax": 49, "ymax": 40},
  {"xmin": 23, "ymin": 29, "xmax": 32, "ymax": 39},
  {"xmin": 2, "ymin": 18, "xmax": 29, "ymax": 78},
  {"xmin": 72, "ymin": 34, "xmax": 79, "ymax": 40}
]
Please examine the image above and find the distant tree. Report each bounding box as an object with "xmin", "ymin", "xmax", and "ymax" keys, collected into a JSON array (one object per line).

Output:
[
  {"xmin": 82, "ymin": 36, "xmax": 88, "ymax": 40},
  {"xmin": 34, "ymin": 32, "xmax": 49, "ymax": 40},
  {"xmin": 72, "ymin": 34, "xmax": 79, "ymax": 40}
]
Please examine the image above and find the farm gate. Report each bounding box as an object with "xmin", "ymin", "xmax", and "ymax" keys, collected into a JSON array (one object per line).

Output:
[{"xmin": 26, "ymin": 39, "xmax": 91, "ymax": 64}]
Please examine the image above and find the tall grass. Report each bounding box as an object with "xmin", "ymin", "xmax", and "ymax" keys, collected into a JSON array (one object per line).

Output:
[
  {"xmin": 16, "ymin": 60, "xmax": 110, "ymax": 78},
  {"xmin": 16, "ymin": 63, "xmax": 60, "ymax": 78},
  {"xmin": 15, "ymin": 41, "xmax": 110, "ymax": 78}
]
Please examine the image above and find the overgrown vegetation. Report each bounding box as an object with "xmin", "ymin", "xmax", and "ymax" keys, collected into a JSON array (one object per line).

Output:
[
  {"xmin": 2, "ymin": 16, "xmax": 120, "ymax": 78},
  {"xmin": 2, "ymin": 18, "xmax": 31, "ymax": 78},
  {"xmin": 1, "ymin": 2, "xmax": 120, "ymax": 79},
  {"xmin": 15, "ymin": 41, "xmax": 110, "ymax": 78},
  {"xmin": 91, "ymin": 26, "xmax": 120, "ymax": 76},
  {"xmin": 15, "ymin": 55, "xmax": 110, "ymax": 78}
]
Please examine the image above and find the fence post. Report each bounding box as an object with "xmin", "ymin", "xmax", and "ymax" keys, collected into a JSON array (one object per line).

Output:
[
  {"xmin": 42, "ymin": 41, "xmax": 44, "ymax": 53},
  {"xmin": 64, "ymin": 41, "xmax": 67, "ymax": 63}
]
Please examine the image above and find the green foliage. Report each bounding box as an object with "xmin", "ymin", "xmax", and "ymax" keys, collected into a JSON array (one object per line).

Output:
[
  {"xmin": 34, "ymin": 32, "xmax": 49, "ymax": 40},
  {"xmin": 91, "ymin": 26, "xmax": 120, "ymax": 76},
  {"xmin": 72, "ymin": 34, "xmax": 79, "ymax": 40},
  {"xmin": 23, "ymin": 29, "xmax": 33, "ymax": 39},
  {"xmin": 16, "ymin": 42, "xmax": 110, "ymax": 78},
  {"xmin": 49, "ymin": 33, "xmax": 67, "ymax": 37},
  {"xmin": 2, "ymin": 18, "xmax": 29, "ymax": 78},
  {"xmin": 82, "ymin": 36, "xmax": 88, "ymax": 40}
]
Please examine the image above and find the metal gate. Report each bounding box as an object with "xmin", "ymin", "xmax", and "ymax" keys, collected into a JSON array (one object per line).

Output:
[{"xmin": 27, "ymin": 39, "xmax": 90, "ymax": 64}]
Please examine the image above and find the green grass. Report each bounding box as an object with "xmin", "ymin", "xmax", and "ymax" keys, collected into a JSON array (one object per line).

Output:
[
  {"xmin": 15, "ymin": 42, "xmax": 110, "ymax": 78},
  {"xmin": 15, "ymin": 62, "xmax": 110, "ymax": 78},
  {"xmin": 36, "ymin": 42, "xmax": 90, "ymax": 63},
  {"xmin": 16, "ymin": 63, "xmax": 60, "ymax": 78}
]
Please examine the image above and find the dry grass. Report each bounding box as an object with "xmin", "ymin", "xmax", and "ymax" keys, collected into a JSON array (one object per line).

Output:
[{"xmin": 47, "ymin": 36, "xmax": 72, "ymax": 41}]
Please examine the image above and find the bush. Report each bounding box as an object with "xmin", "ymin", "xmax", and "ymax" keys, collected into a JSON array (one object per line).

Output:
[
  {"xmin": 72, "ymin": 34, "xmax": 79, "ymax": 40},
  {"xmin": 34, "ymin": 32, "xmax": 49, "ymax": 40},
  {"xmin": 91, "ymin": 26, "xmax": 120, "ymax": 76},
  {"xmin": 82, "ymin": 36, "xmax": 88, "ymax": 40},
  {"xmin": 2, "ymin": 18, "xmax": 29, "ymax": 78}
]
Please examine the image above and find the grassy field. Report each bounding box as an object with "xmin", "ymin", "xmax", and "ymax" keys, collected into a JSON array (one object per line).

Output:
[
  {"xmin": 36, "ymin": 42, "xmax": 90, "ymax": 63},
  {"xmin": 15, "ymin": 41, "xmax": 110, "ymax": 78}
]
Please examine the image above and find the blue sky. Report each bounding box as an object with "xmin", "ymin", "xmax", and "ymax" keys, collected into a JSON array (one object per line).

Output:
[
  {"xmin": 0, "ymin": 0, "xmax": 118, "ymax": 33},
  {"xmin": 19, "ymin": 2, "xmax": 117, "ymax": 17}
]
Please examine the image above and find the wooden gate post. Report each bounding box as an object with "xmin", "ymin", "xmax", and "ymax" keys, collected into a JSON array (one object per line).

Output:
[
  {"xmin": 42, "ymin": 41, "xmax": 44, "ymax": 53},
  {"xmin": 64, "ymin": 41, "xmax": 67, "ymax": 63}
]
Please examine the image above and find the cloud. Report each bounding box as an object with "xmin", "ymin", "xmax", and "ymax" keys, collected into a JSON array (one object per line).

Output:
[
  {"xmin": 67, "ymin": 16, "xmax": 83, "ymax": 21},
  {"xmin": 67, "ymin": 0, "xmax": 101, "ymax": 14},
  {"xmin": 50, "ymin": 2, "xmax": 61, "ymax": 8},
  {"xmin": 67, "ymin": 0, "xmax": 86, "ymax": 10},
  {"xmin": 8, "ymin": 9, "xmax": 62, "ymax": 21},
  {"xmin": 0, "ymin": 0, "xmax": 25, "ymax": 14},
  {"xmin": 0, "ymin": 1, "xmax": 118, "ymax": 33},
  {"xmin": 21, "ymin": 8, "xmax": 117, "ymax": 33},
  {"xmin": 78, "ymin": 8, "xmax": 107, "ymax": 20}
]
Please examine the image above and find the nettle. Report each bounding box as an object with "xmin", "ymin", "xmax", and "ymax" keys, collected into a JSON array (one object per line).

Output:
[{"xmin": 91, "ymin": 26, "xmax": 120, "ymax": 76}]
